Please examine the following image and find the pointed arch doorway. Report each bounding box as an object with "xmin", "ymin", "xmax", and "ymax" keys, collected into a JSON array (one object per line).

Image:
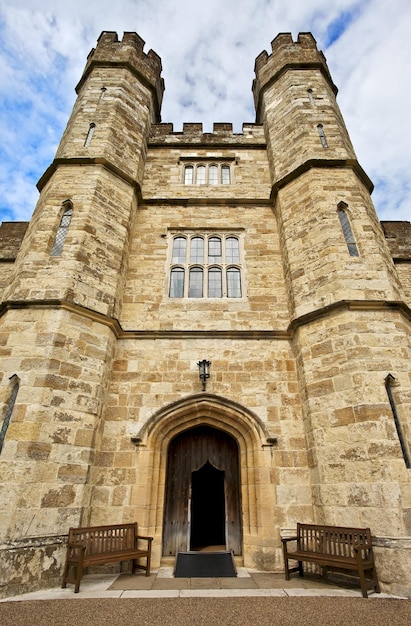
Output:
[{"xmin": 162, "ymin": 425, "xmax": 242, "ymax": 556}]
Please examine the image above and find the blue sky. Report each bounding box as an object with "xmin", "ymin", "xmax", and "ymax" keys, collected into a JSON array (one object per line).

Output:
[{"xmin": 0, "ymin": 0, "xmax": 410, "ymax": 223}]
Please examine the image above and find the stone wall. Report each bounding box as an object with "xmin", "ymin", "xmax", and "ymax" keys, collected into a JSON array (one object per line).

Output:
[
  {"xmin": 0, "ymin": 535, "xmax": 66, "ymax": 599},
  {"xmin": 0, "ymin": 307, "xmax": 116, "ymax": 540}
]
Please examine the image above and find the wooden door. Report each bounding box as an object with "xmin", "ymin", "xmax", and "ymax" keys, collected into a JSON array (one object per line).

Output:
[{"xmin": 162, "ymin": 425, "xmax": 242, "ymax": 555}]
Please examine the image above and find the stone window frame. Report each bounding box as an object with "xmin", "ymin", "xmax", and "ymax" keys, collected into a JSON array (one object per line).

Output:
[
  {"xmin": 167, "ymin": 229, "xmax": 245, "ymax": 299},
  {"xmin": 307, "ymin": 88, "xmax": 315, "ymax": 105},
  {"xmin": 51, "ymin": 200, "xmax": 73, "ymax": 257},
  {"xmin": 0, "ymin": 374, "xmax": 20, "ymax": 454},
  {"xmin": 337, "ymin": 201, "xmax": 360, "ymax": 257},
  {"xmin": 385, "ymin": 374, "xmax": 411, "ymax": 469},
  {"xmin": 317, "ymin": 123, "xmax": 328, "ymax": 148},
  {"xmin": 84, "ymin": 122, "xmax": 96, "ymax": 148},
  {"xmin": 180, "ymin": 157, "xmax": 234, "ymax": 185}
]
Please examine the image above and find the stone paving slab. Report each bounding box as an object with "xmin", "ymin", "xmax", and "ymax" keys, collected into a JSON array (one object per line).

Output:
[{"xmin": 0, "ymin": 570, "xmax": 401, "ymax": 602}]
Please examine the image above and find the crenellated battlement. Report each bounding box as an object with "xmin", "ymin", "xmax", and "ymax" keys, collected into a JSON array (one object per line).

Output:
[
  {"xmin": 254, "ymin": 32, "xmax": 329, "ymax": 74},
  {"xmin": 253, "ymin": 32, "xmax": 337, "ymax": 121},
  {"xmin": 149, "ymin": 122, "xmax": 266, "ymax": 145},
  {"xmin": 76, "ymin": 31, "xmax": 165, "ymax": 117}
]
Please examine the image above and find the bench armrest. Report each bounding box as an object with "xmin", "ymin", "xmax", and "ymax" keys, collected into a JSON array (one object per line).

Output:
[
  {"xmin": 136, "ymin": 535, "xmax": 153, "ymax": 550},
  {"xmin": 353, "ymin": 543, "xmax": 373, "ymax": 555},
  {"xmin": 68, "ymin": 542, "xmax": 86, "ymax": 552},
  {"xmin": 281, "ymin": 536, "xmax": 297, "ymax": 544}
]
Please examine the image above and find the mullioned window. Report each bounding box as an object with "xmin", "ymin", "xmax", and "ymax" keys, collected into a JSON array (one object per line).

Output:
[{"xmin": 169, "ymin": 233, "xmax": 242, "ymax": 298}]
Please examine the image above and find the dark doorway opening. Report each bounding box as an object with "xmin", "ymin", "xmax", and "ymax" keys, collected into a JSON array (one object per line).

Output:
[
  {"xmin": 190, "ymin": 461, "xmax": 225, "ymax": 551},
  {"xmin": 163, "ymin": 425, "xmax": 242, "ymax": 556}
]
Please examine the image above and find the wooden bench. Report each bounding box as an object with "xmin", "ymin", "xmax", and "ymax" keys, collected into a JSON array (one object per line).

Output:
[
  {"xmin": 62, "ymin": 522, "xmax": 153, "ymax": 593},
  {"xmin": 282, "ymin": 523, "xmax": 380, "ymax": 598}
]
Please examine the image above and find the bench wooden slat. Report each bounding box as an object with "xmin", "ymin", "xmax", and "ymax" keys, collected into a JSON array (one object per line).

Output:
[
  {"xmin": 282, "ymin": 523, "xmax": 380, "ymax": 598},
  {"xmin": 62, "ymin": 522, "xmax": 153, "ymax": 593}
]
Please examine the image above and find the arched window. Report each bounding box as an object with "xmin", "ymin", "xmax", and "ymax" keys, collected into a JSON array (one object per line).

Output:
[
  {"xmin": 184, "ymin": 166, "xmax": 194, "ymax": 185},
  {"xmin": 190, "ymin": 237, "xmax": 204, "ymax": 263},
  {"xmin": 226, "ymin": 237, "xmax": 240, "ymax": 263},
  {"xmin": 51, "ymin": 201, "xmax": 73, "ymax": 257},
  {"xmin": 209, "ymin": 165, "xmax": 219, "ymax": 185},
  {"xmin": 317, "ymin": 124, "xmax": 328, "ymax": 148},
  {"xmin": 208, "ymin": 267, "xmax": 222, "ymax": 298},
  {"xmin": 189, "ymin": 267, "xmax": 203, "ymax": 298},
  {"xmin": 182, "ymin": 163, "xmax": 232, "ymax": 185},
  {"xmin": 169, "ymin": 267, "xmax": 184, "ymax": 298},
  {"xmin": 0, "ymin": 375, "xmax": 20, "ymax": 454},
  {"xmin": 84, "ymin": 122, "xmax": 96, "ymax": 148},
  {"xmin": 172, "ymin": 237, "xmax": 187, "ymax": 263},
  {"xmin": 227, "ymin": 267, "xmax": 242, "ymax": 298},
  {"xmin": 338, "ymin": 203, "xmax": 359, "ymax": 257},
  {"xmin": 208, "ymin": 237, "xmax": 222, "ymax": 263},
  {"xmin": 221, "ymin": 165, "xmax": 231, "ymax": 184},
  {"xmin": 196, "ymin": 165, "xmax": 206, "ymax": 185}
]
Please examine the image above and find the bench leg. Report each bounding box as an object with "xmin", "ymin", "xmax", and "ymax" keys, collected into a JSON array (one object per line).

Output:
[
  {"xmin": 131, "ymin": 555, "xmax": 151, "ymax": 577},
  {"xmin": 358, "ymin": 566, "xmax": 369, "ymax": 598},
  {"xmin": 282, "ymin": 546, "xmax": 290, "ymax": 580},
  {"xmin": 61, "ymin": 559, "xmax": 69, "ymax": 588},
  {"xmin": 298, "ymin": 561, "xmax": 304, "ymax": 577},
  {"xmin": 74, "ymin": 564, "xmax": 83, "ymax": 593},
  {"xmin": 282, "ymin": 542, "xmax": 291, "ymax": 580}
]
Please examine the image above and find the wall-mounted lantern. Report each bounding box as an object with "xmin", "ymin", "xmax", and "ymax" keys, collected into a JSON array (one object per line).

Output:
[{"xmin": 197, "ymin": 360, "xmax": 211, "ymax": 391}]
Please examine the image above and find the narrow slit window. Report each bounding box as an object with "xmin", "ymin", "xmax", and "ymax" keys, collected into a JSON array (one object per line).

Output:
[
  {"xmin": 385, "ymin": 374, "xmax": 411, "ymax": 468},
  {"xmin": 338, "ymin": 204, "xmax": 359, "ymax": 257},
  {"xmin": 51, "ymin": 202, "xmax": 73, "ymax": 257},
  {"xmin": 98, "ymin": 87, "xmax": 107, "ymax": 103},
  {"xmin": 0, "ymin": 375, "xmax": 20, "ymax": 454},
  {"xmin": 317, "ymin": 124, "xmax": 328, "ymax": 148},
  {"xmin": 307, "ymin": 89, "xmax": 315, "ymax": 105},
  {"xmin": 84, "ymin": 123, "xmax": 96, "ymax": 148}
]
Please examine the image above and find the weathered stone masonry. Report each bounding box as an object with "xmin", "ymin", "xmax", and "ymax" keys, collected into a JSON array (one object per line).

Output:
[{"xmin": 0, "ymin": 31, "xmax": 410, "ymax": 598}]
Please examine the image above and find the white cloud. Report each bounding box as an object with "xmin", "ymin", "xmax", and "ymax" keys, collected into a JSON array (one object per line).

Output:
[{"xmin": 0, "ymin": 0, "xmax": 409, "ymax": 222}]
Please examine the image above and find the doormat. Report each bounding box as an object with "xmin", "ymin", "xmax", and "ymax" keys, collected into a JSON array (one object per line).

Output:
[{"xmin": 174, "ymin": 551, "xmax": 237, "ymax": 577}]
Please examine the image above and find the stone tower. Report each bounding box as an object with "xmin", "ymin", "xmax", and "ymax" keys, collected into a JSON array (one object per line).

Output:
[
  {"xmin": 252, "ymin": 33, "xmax": 409, "ymax": 533},
  {"xmin": 0, "ymin": 32, "xmax": 410, "ymax": 598},
  {"xmin": 0, "ymin": 32, "xmax": 165, "ymax": 595}
]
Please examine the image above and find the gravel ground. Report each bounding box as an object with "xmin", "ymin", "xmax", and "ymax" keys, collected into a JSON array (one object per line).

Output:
[{"xmin": 0, "ymin": 597, "xmax": 410, "ymax": 626}]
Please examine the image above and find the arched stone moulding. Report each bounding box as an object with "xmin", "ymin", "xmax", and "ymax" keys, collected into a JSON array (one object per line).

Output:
[{"xmin": 133, "ymin": 394, "xmax": 274, "ymax": 557}]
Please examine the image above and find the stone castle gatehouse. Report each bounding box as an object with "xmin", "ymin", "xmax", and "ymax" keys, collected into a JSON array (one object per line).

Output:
[{"xmin": 0, "ymin": 31, "xmax": 410, "ymax": 598}]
